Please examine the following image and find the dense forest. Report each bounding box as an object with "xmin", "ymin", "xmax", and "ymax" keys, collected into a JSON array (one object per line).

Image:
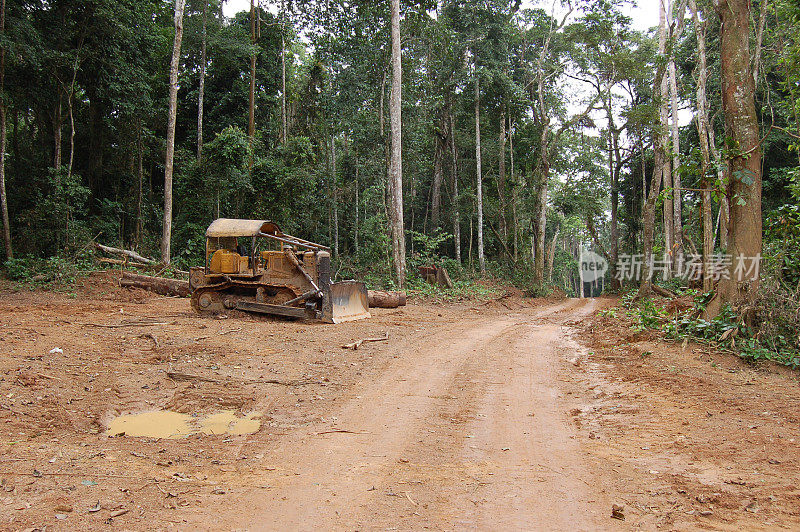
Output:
[{"xmin": 0, "ymin": 1, "xmax": 799, "ymax": 360}]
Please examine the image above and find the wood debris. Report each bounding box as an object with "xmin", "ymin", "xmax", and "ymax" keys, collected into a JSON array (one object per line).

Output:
[{"xmin": 341, "ymin": 332, "xmax": 389, "ymax": 350}]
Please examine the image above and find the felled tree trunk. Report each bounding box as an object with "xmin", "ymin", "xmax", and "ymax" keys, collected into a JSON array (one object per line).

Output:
[
  {"xmin": 368, "ymin": 290, "xmax": 407, "ymax": 308},
  {"xmin": 120, "ymin": 272, "xmax": 190, "ymax": 298},
  {"xmin": 95, "ymin": 243, "xmax": 156, "ymax": 264}
]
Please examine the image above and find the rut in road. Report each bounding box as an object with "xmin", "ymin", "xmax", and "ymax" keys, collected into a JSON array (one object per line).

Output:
[{"xmin": 205, "ymin": 298, "xmax": 607, "ymax": 531}]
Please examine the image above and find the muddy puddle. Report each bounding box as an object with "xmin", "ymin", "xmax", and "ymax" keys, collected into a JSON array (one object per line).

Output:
[{"xmin": 106, "ymin": 410, "xmax": 261, "ymax": 438}]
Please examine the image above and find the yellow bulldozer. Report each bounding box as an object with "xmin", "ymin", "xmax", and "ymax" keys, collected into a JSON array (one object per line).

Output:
[{"xmin": 189, "ymin": 219, "xmax": 370, "ymax": 323}]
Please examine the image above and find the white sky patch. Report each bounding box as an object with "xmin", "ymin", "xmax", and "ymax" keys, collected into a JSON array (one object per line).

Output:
[{"xmin": 224, "ymin": 0, "xmax": 269, "ymax": 17}]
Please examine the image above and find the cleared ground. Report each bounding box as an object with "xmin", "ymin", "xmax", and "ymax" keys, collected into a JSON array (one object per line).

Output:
[{"xmin": 1, "ymin": 272, "xmax": 798, "ymax": 530}]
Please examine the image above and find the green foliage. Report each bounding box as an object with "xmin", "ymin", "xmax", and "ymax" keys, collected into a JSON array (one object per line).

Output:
[
  {"xmin": 764, "ymin": 168, "xmax": 800, "ymax": 286},
  {"xmin": 3, "ymin": 250, "xmax": 97, "ymax": 288},
  {"xmin": 625, "ymin": 297, "xmax": 666, "ymax": 332},
  {"xmin": 15, "ymin": 168, "xmax": 91, "ymax": 256},
  {"xmin": 407, "ymin": 229, "xmax": 452, "ymax": 273},
  {"xmin": 172, "ymin": 221, "xmax": 207, "ymax": 271},
  {"xmin": 406, "ymin": 277, "xmax": 501, "ymax": 303},
  {"xmin": 620, "ymin": 293, "xmax": 800, "ymax": 370}
]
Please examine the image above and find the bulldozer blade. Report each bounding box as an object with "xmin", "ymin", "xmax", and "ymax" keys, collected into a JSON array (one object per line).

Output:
[{"xmin": 325, "ymin": 281, "xmax": 371, "ymax": 323}]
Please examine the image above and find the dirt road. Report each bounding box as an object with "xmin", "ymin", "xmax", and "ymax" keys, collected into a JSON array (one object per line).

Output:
[
  {"xmin": 193, "ymin": 299, "xmax": 606, "ymax": 531},
  {"xmin": 2, "ymin": 275, "xmax": 799, "ymax": 531}
]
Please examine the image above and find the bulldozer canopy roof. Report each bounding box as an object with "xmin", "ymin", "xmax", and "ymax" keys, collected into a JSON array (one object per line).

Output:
[{"xmin": 206, "ymin": 219, "xmax": 282, "ymax": 238}]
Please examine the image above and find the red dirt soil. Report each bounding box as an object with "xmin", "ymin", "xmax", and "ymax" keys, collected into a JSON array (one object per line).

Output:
[{"xmin": 0, "ymin": 272, "xmax": 798, "ymax": 530}]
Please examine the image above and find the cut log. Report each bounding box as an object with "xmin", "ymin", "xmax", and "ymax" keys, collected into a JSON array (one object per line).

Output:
[
  {"xmin": 368, "ymin": 290, "xmax": 406, "ymax": 308},
  {"xmin": 96, "ymin": 257, "xmax": 152, "ymax": 270},
  {"xmin": 119, "ymin": 272, "xmax": 191, "ymax": 298},
  {"xmin": 95, "ymin": 243, "xmax": 157, "ymax": 264}
]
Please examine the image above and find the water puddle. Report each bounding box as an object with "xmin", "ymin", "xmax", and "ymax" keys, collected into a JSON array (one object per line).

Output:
[
  {"xmin": 106, "ymin": 410, "xmax": 261, "ymax": 439},
  {"xmin": 198, "ymin": 411, "xmax": 262, "ymax": 436}
]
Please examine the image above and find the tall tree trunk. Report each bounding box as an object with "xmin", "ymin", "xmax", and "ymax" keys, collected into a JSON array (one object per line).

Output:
[
  {"xmin": 197, "ymin": 0, "xmax": 207, "ymax": 160},
  {"xmin": 0, "ymin": 0, "xmax": 10, "ymax": 259},
  {"xmin": 380, "ymin": 65, "xmax": 389, "ymax": 219},
  {"xmin": 53, "ymin": 98, "xmax": 62, "ymax": 169},
  {"xmin": 534, "ymin": 171, "xmax": 548, "ymax": 283},
  {"xmin": 389, "ymin": 0, "xmax": 406, "ymax": 286},
  {"xmin": 161, "ymin": 0, "xmax": 185, "ymax": 265},
  {"xmin": 332, "ymin": 137, "xmax": 338, "ymax": 257},
  {"xmin": 607, "ymin": 98, "xmax": 620, "ymax": 290},
  {"xmin": 469, "ymin": 215, "xmax": 474, "ymax": 267},
  {"xmin": 701, "ymin": 181, "xmax": 713, "ymax": 292},
  {"xmin": 660, "ymin": 0, "xmax": 673, "ymax": 278},
  {"xmin": 752, "ymin": 0, "xmax": 767, "ymax": 87},
  {"xmin": 669, "ymin": 0, "xmax": 687, "ymax": 271},
  {"xmin": 67, "ymin": 90, "xmax": 75, "ymax": 179},
  {"xmin": 11, "ymin": 108, "xmax": 18, "ymax": 178},
  {"xmin": 640, "ymin": 135, "xmax": 647, "ymax": 225},
  {"xmin": 669, "ymin": 48, "xmax": 683, "ymax": 270},
  {"xmin": 547, "ymin": 225, "xmax": 559, "ymax": 282},
  {"xmin": 248, "ymin": 0, "xmax": 256, "ymax": 169},
  {"xmin": 325, "ymin": 130, "xmax": 332, "ymax": 245},
  {"xmin": 379, "ymin": 68, "xmax": 386, "ymax": 139},
  {"xmin": 640, "ymin": 146, "xmax": 665, "ymax": 298},
  {"xmin": 450, "ymin": 110, "xmax": 460, "ymax": 263},
  {"xmin": 66, "ymin": 45, "xmax": 80, "ymax": 182},
  {"xmin": 689, "ymin": 0, "xmax": 714, "ymax": 292},
  {"xmin": 530, "ymin": 224, "xmax": 536, "ymax": 265},
  {"xmin": 280, "ymin": 0, "xmax": 287, "ymax": 144},
  {"xmin": 354, "ymin": 166, "xmax": 359, "ymax": 255},
  {"xmin": 708, "ymin": 0, "xmax": 763, "ymax": 313},
  {"xmin": 708, "ymin": 118, "xmax": 729, "ymax": 248},
  {"xmin": 430, "ymin": 113, "xmax": 445, "ymax": 231},
  {"xmin": 509, "ymin": 114, "xmax": 518, "ymax": 261},
  {"xmin": 639, "ymin": 28, "xmax": 670, "ymax": 297},
  {"xmin": 136, "ymin": 119, "xmax": 144, "ymax": 248},
  {"xmin": 474, "ymin": 75, "xmax": 485, "ymax": 274},
  {"xmin": 497, "ymin": 106, "xmax": 507, "ymax": 244}
]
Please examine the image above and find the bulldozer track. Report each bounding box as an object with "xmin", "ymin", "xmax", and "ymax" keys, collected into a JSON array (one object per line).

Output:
[{"xmin": 191, "ymin": 284, "xmax": 300, "ymax": 315}]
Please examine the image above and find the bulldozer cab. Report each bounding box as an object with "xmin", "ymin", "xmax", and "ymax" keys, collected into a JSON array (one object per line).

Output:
[
  {"xmin": 192, "ymin": 218, "xmax": 370, "ymax": 323},
  {"xmin": 204, "ymin": 219, "xmax": 284, "ymax": 275}
]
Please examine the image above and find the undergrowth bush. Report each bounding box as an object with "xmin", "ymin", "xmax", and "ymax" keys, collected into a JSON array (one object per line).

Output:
[
  {"xmin": 621, "ymin": 289, "xmax": 800, "ymax": 370},
  {"xmin": 406, "ymin": 277, "xmax": 501, "ymax": 302},
  {"xmin": 2, "ymin": 249, "xmax": 98, "ymax": 288}
]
